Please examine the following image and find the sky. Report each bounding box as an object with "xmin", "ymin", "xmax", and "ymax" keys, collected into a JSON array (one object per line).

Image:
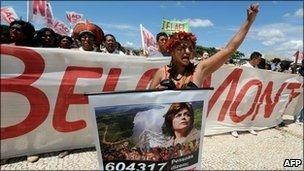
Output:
[{"xmin": 1, "ymin": 1, "xmax": 303, "ymax": 60}]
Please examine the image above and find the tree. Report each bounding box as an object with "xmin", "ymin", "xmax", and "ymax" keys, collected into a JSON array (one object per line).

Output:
[{"xmin": 195, "ymin": 45, "xmax": 244, "ymax": 62}]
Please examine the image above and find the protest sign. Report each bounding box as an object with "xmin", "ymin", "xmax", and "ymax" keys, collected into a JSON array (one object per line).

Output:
[
  {"xmin": 140, "ymin": 24, "xmax": 158, "ymax": 56},
  {"xmin": 66, "ymin": 11, "xmax": 84, "ymax": 25},
  {"xmin": 161, "ymin": 19, "xmax": 190, "ymax": 35},
  {"xmin": 1, "ymin": 7, "xmax": 18, "ymax": 24},
  {"xmin": 27, "ymin": 0, "xmax": 53, "ymax": 26},
  {"xmin": 88, "ymin": 89, "xmax": 213, "ymax": 170}
]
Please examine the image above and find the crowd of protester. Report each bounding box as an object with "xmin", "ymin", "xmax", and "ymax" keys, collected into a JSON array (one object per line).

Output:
[
  {"xmin": 0, "ymin": 20, "xmax": 157, "ymax": 56},
  {"xmin": 102, "ymin": 139, "xmax": 199, "ymax": 161},
  {"xmin": 1, "ymin": 19, "xmax": 303, "ymax": 76}
]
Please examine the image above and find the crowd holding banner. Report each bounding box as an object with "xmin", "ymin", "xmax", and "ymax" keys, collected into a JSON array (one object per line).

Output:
[{"xmin": 1, "ymin": 45, "xmax": 303, "ymax": 159}]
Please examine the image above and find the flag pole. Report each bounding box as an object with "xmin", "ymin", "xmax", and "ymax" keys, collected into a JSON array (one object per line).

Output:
[
  {"xmin": 26, "ymin": 0, "xmax": 29, "ymax": 22},
  {"xmin": 139, "ymin": 24, "xmax": 145, "ymax": 51},
  {"xmin": 293, "ymin": 49, "xmax": 299, "ymax": 74}
]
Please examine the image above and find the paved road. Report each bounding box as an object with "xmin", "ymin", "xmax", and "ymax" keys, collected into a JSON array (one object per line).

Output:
[{"xmin": 1, "ymin": 117, "xmax": 303, "ymax": 170}]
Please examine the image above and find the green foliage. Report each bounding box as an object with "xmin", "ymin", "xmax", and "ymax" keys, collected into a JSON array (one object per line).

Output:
[
  {"xmin": 193, "ymin": 109, "xmax": 202, "ymax": 129},
  {"xmin": 96, "ymin": 112, "xmax": 136, "ymax": 143},
  {"xmin": 195, "ymin": 45, "xmax": 244, "ymax": 60}
]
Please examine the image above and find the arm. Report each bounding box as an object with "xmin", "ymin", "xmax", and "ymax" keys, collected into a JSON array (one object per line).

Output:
[
  {"xmin": 149, "ymin": 68, "xmax": 164, "ymax": 89},
  {"xmin": 197, "ymin": 3, "xmax": 259, "ymax": 76}
]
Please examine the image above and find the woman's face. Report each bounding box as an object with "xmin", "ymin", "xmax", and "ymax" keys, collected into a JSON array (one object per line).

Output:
[
  {"xmin": 41, "ymin": 30, "xmax": 55, "ymax": 47},
  {"xmin": 172, "ymin": 40, "xmax": 194, "ymax": 67},
  {"xmin": 59, "ymin": 37, "xmax": 71, "ymax": 49},
  {"xmin": 172, "ymin": 108, "xmax": 191, "ymax": 131},
  {"xmin": 9, "ymin": 25, "xmax": 26, "ymax": 42},
  {"xmin": 105, "ymin": 36, "xmax": 116, "ymax": 53},
  {"xmin": 80, "ymin": 32, "xmax": 95, "ymax": 50}
]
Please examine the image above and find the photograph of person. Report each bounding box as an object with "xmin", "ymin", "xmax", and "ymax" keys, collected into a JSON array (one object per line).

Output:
[{"xmin": 162, "ymin": 102, "xmax": 200, "ymax": 147}]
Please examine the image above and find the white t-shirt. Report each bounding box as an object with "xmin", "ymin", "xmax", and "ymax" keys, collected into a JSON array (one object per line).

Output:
[
  {"xmin": 100, "ymin": 48, "xmax": 125, "ymax": 55},
  {"xmin": 242, "ymin": 61, "xmax": 255, "ymax": 68}
]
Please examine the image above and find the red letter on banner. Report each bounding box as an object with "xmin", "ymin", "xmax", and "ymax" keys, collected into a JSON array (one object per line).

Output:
[
  {"xmin": 283, "ymin": 82, "xmax": 302, "ymax": 110},
  {"xmin": 251, "ymin": 82, "xmax": 287, "ymax": 120},
  {"xmin": 102, "ymin": 68, "xmax": 121, "ymax": 92},
  {"xmin": 53, "ymin": 66, "xmax": 102, "ymax": 132},
  {"xmin": 136, "ymin": 68, "xmax": 158, "ymax": 90},
  {"xmin": 1, "ymin": 46, "xmax": 49, "ymax": 140},
  {"xmin": 230, "ymin": 80, "xmax": 262, "ymax": 123},
  {"xmin": 207, "ymin": 68, "xmax": 243, "ymax": 121}
]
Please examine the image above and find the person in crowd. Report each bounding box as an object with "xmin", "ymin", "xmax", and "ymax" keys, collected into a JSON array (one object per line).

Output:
[
  {"xmin": 35, "ymin": 27, "xmax": 58, "ymax": 47},
  {"xmin": 116, "ymin": 41, "xmax": 127, "ymax": 54},
  {"xmin": 162, "ymin": 103, "xmax": 200, "ymax": 147},
  {"xmin": 294, "ymin": 59, "xmax": 304, "ymax": 123},
  {"xmin": 265, "ymin": 63, "xmax": 271, "ymax": 70},
  {"xmin": 72, "ymin": 21, "xmax": 104, "ymax": 51},
  {"xmin": 100, "ymin": 34, "xmax": 125, "ymax": 54},
  {"xmin": 271, "ymin": 58, "xmax": 281, "ymax": 71},
  {"xmin": 149, "ymin": 32, "xmax": 171, "ymax": 57},
  {"xmin": 58, "ymin": 35, "xmax": 73, "ymax": 49},
  {"xmin": 139, "ymin": 49, "xmax": 149, "ymax": 57},
  {"xmin": 257, "ymin": 57, "xmax": 267, "ymax": 69},
  {"xmin": 0, "ymin": 25, "xmax": 11, "ymax": 44},
  {"xmin": 149, "ymin": 3, "xmax": 259, "ymax": 90},
  {"xmin": 8, "ymin": 19, "xmax": 36, "ymax": 47},
  {"xmin": 202, "ymin": 51, "xmax": 210, "ymax": 60},
  {"xmin": 278, "ymin": 60, "xmax": 292, "ymax": 73},
  {"xmin": 243, "ymin": 51, "xmax": 262, "ymax": 68}
]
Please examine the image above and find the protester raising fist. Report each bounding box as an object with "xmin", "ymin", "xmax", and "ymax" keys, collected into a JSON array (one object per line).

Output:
[{"xmin": 149, "ymin": 3, "xmax": 260, "ymax": 89}]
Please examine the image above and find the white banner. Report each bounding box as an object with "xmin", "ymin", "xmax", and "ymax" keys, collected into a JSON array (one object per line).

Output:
[
  {"xmin": 88, "ymin": 89, "xmax": 212, "ymax": 170},
  {"xmin": 1, "ymin": 7, "xmax": 18, "ymax": 25},
  {"xmin": 140, "ymin": 24, "xmax": 158, "ymax": 55},
  {"xmin": 1, "ymin": 45, "xmax": 303, "ymax": 158},
  {"xmin": 66, "ymin": 11, "xmax": 84, "ymax": 25}
]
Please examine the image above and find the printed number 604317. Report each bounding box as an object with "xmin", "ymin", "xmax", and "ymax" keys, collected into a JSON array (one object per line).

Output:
[{"xmin": 105, "ymin": 162, "xmax": 167, "ymax": 171}]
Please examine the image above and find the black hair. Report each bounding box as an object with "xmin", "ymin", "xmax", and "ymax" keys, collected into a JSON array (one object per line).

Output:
[
  {"xmin": 250, "ymin": 51, "xmax": 262, "ymax": 60},
  {"xmin": 35, "ymin": 27, "xmax": 58, "ymax": 47},
  {"xmin": 0, "ymin": 25, "xmax": 11, "ymax": 44},
  {"xmin": 257, "ymin": 58, "xmax": 266, "ymax": 69},
  {"xmin": 104, "ymin": 34, "xmax": 116, "ymax": 41},
  {"xmin": 272, "ymin": 58, "xmax": 281, "ymax": 64},
  {"xmin": 9, "ymin": 19, "xmax": 35, "ymax": 43},
  {"xmin": 156, "ymin": 32, "xmax": 168, "ymax": 42}
]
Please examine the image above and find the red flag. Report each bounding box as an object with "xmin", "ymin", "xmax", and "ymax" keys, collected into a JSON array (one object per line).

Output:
[{"xmin": 1, "ymin": 7, "xmax": 18, "ymax": 24}]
